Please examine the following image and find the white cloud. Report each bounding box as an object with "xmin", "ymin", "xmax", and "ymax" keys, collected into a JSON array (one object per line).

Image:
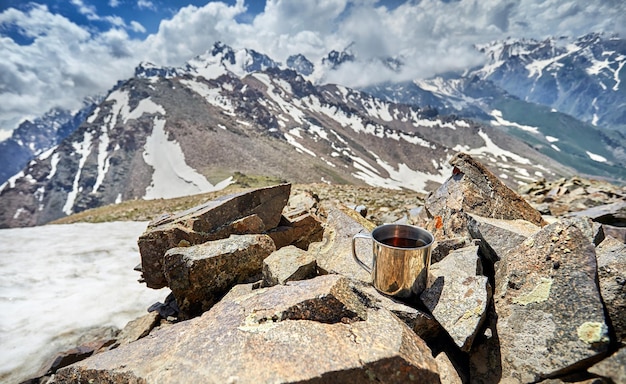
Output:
[
  {"xmin": 130, "ymin": 20, "xmax": 146, "ymax": 33},
  {"xmin": 137, "ymin": 0, "xmax": 156, "ymax": 11},
  {"xmin": 1, "ymin": 0, "xmax": 625, "ymax": 135}
]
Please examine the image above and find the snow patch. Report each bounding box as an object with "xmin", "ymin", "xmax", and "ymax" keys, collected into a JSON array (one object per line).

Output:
[
  {"xmin": 142, "ymin": 117, "xmax": 232, "ymax": 199},
  {"xmin": 490, "ymin": 110, "xmax": 539, "ymax": 133},
  {"xmin": 586, "ymin": 151, "xmax": 607, "ymax": 163},
  {"xmin": 63, "ymin": 132, "xmax": 93, "ymax": 215}
]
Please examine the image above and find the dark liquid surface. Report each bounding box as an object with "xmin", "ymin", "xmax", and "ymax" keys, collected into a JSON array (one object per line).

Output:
[{"xmin": 380, "ymin": 237, "xmax": 427, "ymax": 248}]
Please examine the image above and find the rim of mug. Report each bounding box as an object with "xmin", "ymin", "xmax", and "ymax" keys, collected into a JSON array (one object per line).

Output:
[{"xmin": 370, "ymin": 223, "xmax": 434, "ymax": 250}]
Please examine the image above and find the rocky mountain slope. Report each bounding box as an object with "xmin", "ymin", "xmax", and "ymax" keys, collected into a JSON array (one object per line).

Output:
[
  {"xmin": 0, "ymin": 42, "xmax": 569, "ymax": 229},
  {"xmin": 0, "ymin": 100, "xmax": 99, "ymax": 185},
  {"xmin": 363, "ymin": 33, "xmax": 626, "ymax": 181}
]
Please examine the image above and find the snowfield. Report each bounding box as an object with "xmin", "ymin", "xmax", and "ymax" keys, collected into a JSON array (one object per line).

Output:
[{"xmin": 0, "ymin": 221, "xmax": 168, "ymax": 383}]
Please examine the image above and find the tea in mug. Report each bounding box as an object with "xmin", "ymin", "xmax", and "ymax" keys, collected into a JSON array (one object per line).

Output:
[{"xmin": 380, "ymin": 237, "xmax": 427, "ymax": 248}]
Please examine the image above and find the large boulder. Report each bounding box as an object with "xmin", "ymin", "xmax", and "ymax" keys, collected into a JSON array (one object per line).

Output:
[
  {"xmin": 420, "ymin": 245, "xmax": 491, "ymax": 352},
  {"xmin": 53, "ymin": 275, "xmax": 440, "ymax": 384},
  {"xmin": 163, "ymin": 234, "xmax": 276, "ymax": 319},
  {"xmin": 138, "ymin": 184, "xmax": 291, "ymax": 289},
  {"xmin": 494, "ymin": 220, "xmax": 611, "ymax": 382},
  {"xmin": 422, "ymin": 152, "xmax": 546, "ymax": 240}
]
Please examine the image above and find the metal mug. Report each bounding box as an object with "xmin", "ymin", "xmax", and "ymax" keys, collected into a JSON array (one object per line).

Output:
[{"xmin": 352, "ymin": 224, "xmax": 434, "ymax": 298}]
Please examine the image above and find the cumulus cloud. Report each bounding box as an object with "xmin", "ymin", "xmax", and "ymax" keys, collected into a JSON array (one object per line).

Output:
[{"xmin": 1, "ymin": 0, "xmax": 625, "ymax": 134}]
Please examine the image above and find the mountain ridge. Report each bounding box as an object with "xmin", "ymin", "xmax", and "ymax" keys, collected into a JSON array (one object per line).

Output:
[{"xmin": 1, "ymin": 34, "xmax": 624, "ymax": 228}]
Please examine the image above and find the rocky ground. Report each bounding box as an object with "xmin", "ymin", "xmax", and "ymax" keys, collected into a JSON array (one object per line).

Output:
[{"xmin": 21, "ymin": 156, "xmax": 626, "ymax": 384}]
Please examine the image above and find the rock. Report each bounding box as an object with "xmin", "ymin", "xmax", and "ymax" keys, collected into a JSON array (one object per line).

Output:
[
  {"xmin": 434, "ymin": 351, "xmax": 466, "ymax": 384},
  {"xmin": 587, "ymin": 346, "xmax": 626, "ymax": 382},
  {"xmin": 267, "ymin": 208, "xmax": 324, "ymax": 250},
  {"xmin": 596, "ymin": 236, "xmax": 626, "ymax": 343},
  {"xmin": 430, "ymin": 237, "xmax": 470, "ymax": 264},
  {"xmin": 494, "ymin": 220, "xmax": 611, "ymax": 382},
  {"xmin": 466, "ymin": 213, "xmax": 540, "ymax": 263},
  {"xmin": 114, "ymin": 311, "xmax": 161, "ymax": 346},
  {"xmin": 469, "ymin": 301, "xmax": 502, "ymax": 384},
  {"xmin": 309, "ymin": 203, "xmax": 373, "ymax": 284},
  {"xmin": 262, "ymin": 245, "xmax": 318, "ymax": 286},
  {"xmin": 421, "ymin": 246, "xmax": 491, "ymax": 352},
  {"xmin": 163, "ymin": 234, "xmax": 276, "ymax": 319},
  {"xmin": 147, "ymin": 292, "xmax": 179, "ymax": 319},
  {"xmin": 422, "ymin": 152, "xmax": 545, "ymax": 240},
  {"xmin": 53, "ymin": 275, "xmax": 440, "ymax": 384},
  {"xmin": 357, "ymin": 284, "xmax": 443, "ymax": 343},
  {"xmin": 568, "ymin": 200, "xmax": 626, "ymax": 227},
  {"xmin": 603, "ymin": 224, "xmax": 626, "ymax": 243},
  {"xmin": 138, "ymin": 183, "xmax": 291, "ymax": 289}
]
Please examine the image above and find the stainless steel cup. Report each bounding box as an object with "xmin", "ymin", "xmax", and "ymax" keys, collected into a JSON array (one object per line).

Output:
[{"xmin": 352, "ymin": 224, "xmax": 434, "ymax": 298}]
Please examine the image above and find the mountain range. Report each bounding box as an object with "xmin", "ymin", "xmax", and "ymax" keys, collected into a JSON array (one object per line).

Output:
[{"xmin": 0, "ymin": 33, "xmax": 624, "ymax": 228}]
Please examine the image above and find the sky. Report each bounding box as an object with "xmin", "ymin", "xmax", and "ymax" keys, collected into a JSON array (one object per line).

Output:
[{"xmin": 0, "ymin": 0, "xmax": 625, "ymax": 139}]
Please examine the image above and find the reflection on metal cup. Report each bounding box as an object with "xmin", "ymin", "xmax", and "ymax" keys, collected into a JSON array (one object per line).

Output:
[{"xmin": 352, "ymin": 224, "xmax": 434, "ymax": 298}]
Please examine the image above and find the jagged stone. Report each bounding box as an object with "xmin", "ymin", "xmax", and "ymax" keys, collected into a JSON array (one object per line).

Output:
[
  {"xmin": 53, "ymin": 275, "xmax": 440, "ymax": 384},
  {"xmin": 494, "ymin": 220, "xmax": 611, "ymax": 382},
  {"xmin": 357, "ymin": 284, "xmax": 442, "ymax": 343},
  {"xmin": 114, "ymin": 311, "xmax": 161, "ymax": 346},
  {"xmin": 309, "ymin": 203, "xmax": 372, "ymax": 284},
  {"xmin": 434, "ymin": 352, "xmax": 466, "ymax": 384},
  {"xmin": 596, "ymin": 236, "xmax": 626, "ymax": 343},
  {"xmin": 138, "ymin": 183, "xmax": 291, "ymax": 289},
  {"xmin": 267, "ymin": 208, "xmax": 324, "ymax": 250},
  {"xmin": 469, "ymin": 301, "xmax": 502, "ymax": 384},
  {"xmin": 163, "ymin": 234, "xmax": 276, "ymax": 319},
  {"xmin": 568, "ymin": 200, "xmax": 626, "ymax": 227},
  {"xmin": 262, "ymin": 245, "xmax": 318, "ymax": 286},
  {"xmin": 420, "ymin": 245, "xmax": 490, "ymax": 352},
  {"xmin": 603, "ymin": 224, "xmax": 626, "ymax": 243},
  {"xmin": 422, "ymin": 152, "xmax": 545, "ymax": 241},
  {"xmin": 466, "ymin": 213, "xmax": 541, "ymax": 263},
  {"xmin": 431, "ymin": 237, "xmax": 470, "ymax": 264},
  {"xmin": 587, "ymin": 347, "xmax": 626, "ymax": 382}
]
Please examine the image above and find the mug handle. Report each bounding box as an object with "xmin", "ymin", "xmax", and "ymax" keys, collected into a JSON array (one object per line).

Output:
[{"xmin": 352, "ymin": 232, "xmax": 372, "ymax": 273}]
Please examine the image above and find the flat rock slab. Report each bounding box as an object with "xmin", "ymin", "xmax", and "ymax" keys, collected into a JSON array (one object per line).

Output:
[
  {"xmin": 53, "ymin": 275, "xmax": 440, "ymax": 384},
  {"xmin": 309, "ymin": 203, "xmax": 372, "ymax": 284},
  {"xmin": 466, "ymin": 214, "xmax": 540, "ymax": 263},
  {"xmin": 595, "ymin": 235, "xmax": 626, "ymax": 343},
  {"xmin": 494, "ymin": 220, "xmax": 611, "ymax": 382},
  {"xmin": 421, "ymin": 246, "xmax": 490, "ymax": 352},
  {"xmin": 164, "ymin": 234, "xmax": 276, "ymax": 319}
]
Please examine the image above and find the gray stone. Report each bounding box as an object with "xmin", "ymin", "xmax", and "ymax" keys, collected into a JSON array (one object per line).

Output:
[
  {"xmin": 53, "ymin": 275, "xmax": 440, "ymax": 384},
  {"xmin": 466, "ymin": 213, "xmax": 540, "ymax": 262},
  {"xmin": 431, "ymin": 237, "xmax": 470, "ymax": 264},
  {"xmin": 469, "ymin": 302, "xmax": 502, "ymax": 384},
  {"xmin": 494, "ymin": 220, "xmax": 611, "ymax": 382},
  {"xmin": 422, "ymin": 153, "xmax": 545, "ymax": 241},
  {"xmin": 267, "ymin": 208, "xmax": 324, "ymax": 250},
  {"xmin": 569, "ymin": 200, "xmax": 626, "ymax": 227},
  {"xmin": 309, "ymin": 203, "xmax": 372, "ymax": 284},
  {"xmin": 163, "ymin": 234, "xmax": 276, "ymax": 319},
  {"xmin": 434, "ymin": 352, "xmax": 465, "ymax": 384},
  {"xmin": 561, "ymin": 216, "xmax": 606, "ymax": 246},
  {"xmin": 421, "ymin": 246, "xmax": 491, "ymax": 352},
  {"xmin": 596, "ymin": 236, "xmax": 626, "ymax": 343},
  {"xmin": 262, "ymin": 245, "xmax": 318, "ymax": 286},
  {"xmin": 587, "ymin": 346, "xmax": 626, "ymax": 383},
  {"xmin": 138, "ymin": 183, "xmax": 290, "ymax": 289},
  {"xmin": 114, "ymin": 311, "xmax": 161, "ymax": 346}
]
